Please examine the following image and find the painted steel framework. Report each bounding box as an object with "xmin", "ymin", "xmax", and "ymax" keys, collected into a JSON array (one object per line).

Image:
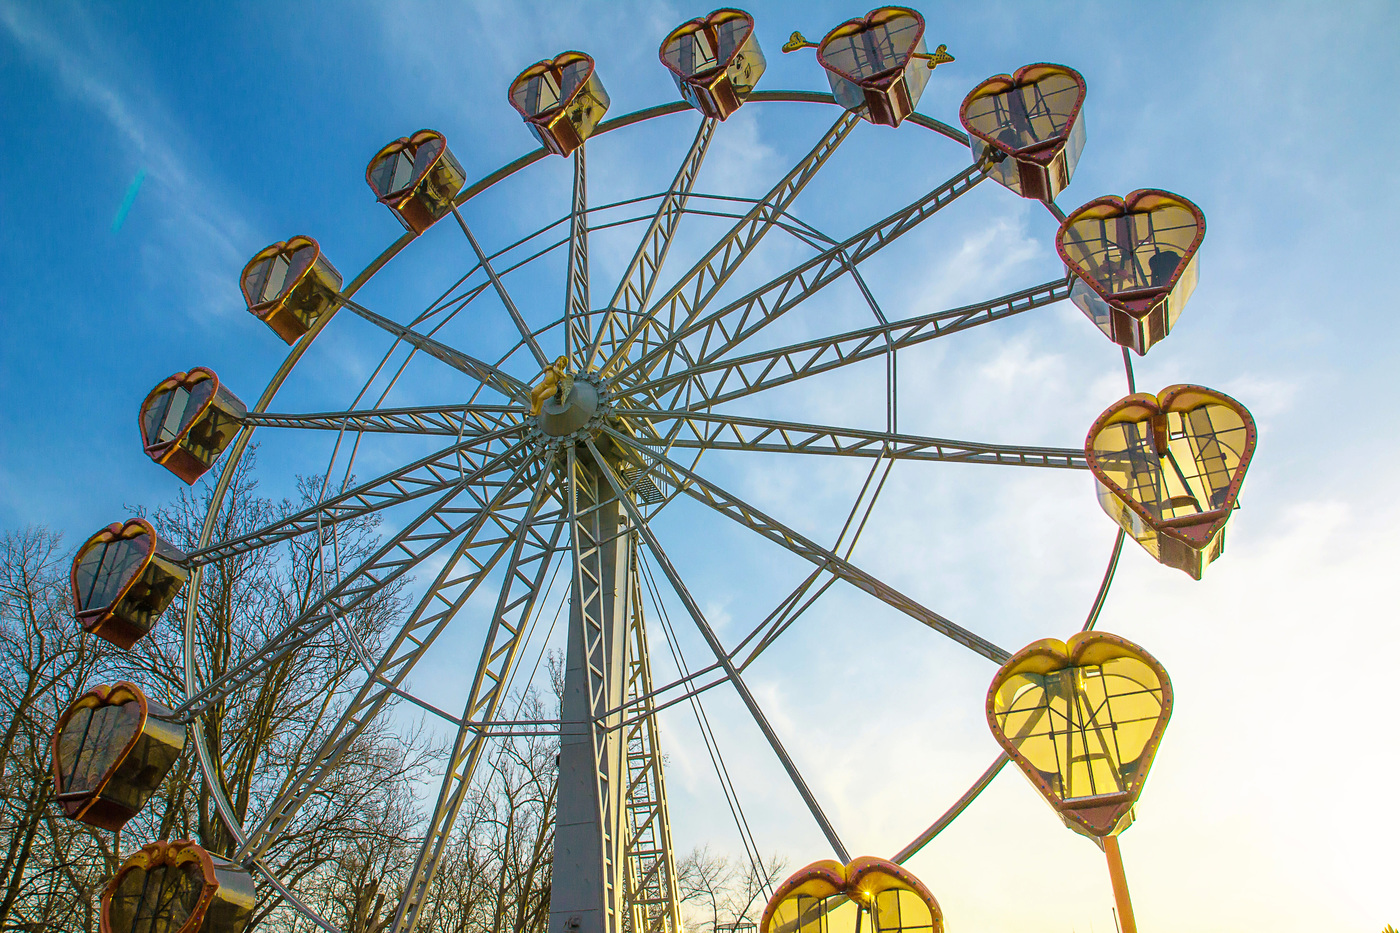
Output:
[{"xmin": 169, "ymin": 91, "xmax": 1128, "ymax": 933}]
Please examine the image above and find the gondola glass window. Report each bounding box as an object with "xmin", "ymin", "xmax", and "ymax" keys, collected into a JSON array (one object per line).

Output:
[
  {"xmin": 761, "ymin": 858, "xmax": 943, "ymax": 933},
  {"xmin": 660, "ymin": 9, "xmax": 766, "ymax": 120},
  {"xmin": 71, "ymin": 519, "xmax": 188, "ymax": 649},
  {"xmin": 139, "ymin": 368, "xmax": 246, "ymax": 484},
  {"xmin": 1086, "ymin": 385, "xmax": 1256, "ymax": 579},
  {"xmin": 509, "ymin": 52, "xmax": 610, "ymax": 157},
  {"xmin": 240, "ymin": 235, "xmax": 342, "ymax": 344},
  {"xmin": 960, "ymin": 63, "xmax": 1087, "ymax": 201},
  {"xmin": 366, "ymin": 129, "xmax": 466, "ymax": 234},
  {"xmin": 103, "ymin": 841, "xmax": 256, "ymax": 933},
  {"xmin": 987, "ymin": 633, "xmax": 1172, "ymax": 838},
  {"xmin": 1057, "ymin": 190, "xmax": 1206, "ymax": 355},
  {"xmin": 52, "ymin": 683, "xmax": 185, "ymax": 831},
  {"xmin": 816, "ymin": 8, "xmax": 930, "ymax": 126}
]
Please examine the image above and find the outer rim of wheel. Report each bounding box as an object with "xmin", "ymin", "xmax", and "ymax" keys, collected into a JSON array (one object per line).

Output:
[{"xmin": 180, "ymin": 89, "xmax": 1114, "ymax": 926}]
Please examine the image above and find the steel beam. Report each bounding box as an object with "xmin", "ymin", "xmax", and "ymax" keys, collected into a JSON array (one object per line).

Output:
[
  {"xmin": 175, "ymin": 441, "xmax": 538, "ymax": 719},
  {"xmin": 392, "ymin": 465, "xmax": 567, "ymax": 933},
  {"xmin": 566, "ymin": 147, "xmax": 594, "ymax": 364},
  {"xmin": 586, "ymin": 118, "xmax": 717, "ymax": 374},
  {"xmin": 620, "ymin": 410, "xmax": 1088, "ymax": 470},
  {"xmin": 605, "ymin": 429, "xmax": 1011, "ymax": 664},
  {"xmin": 243, "ymin": 404, "xmax": 522, "ymax": 436},
  {"xmin": 452, "ymin": 205, "xmax": 550, "ymax": 369},
  {"xmin": 238, "ymin": 463, "xmax": 558, "ymax": 864},
  {"xmin": 615, "ymin": 164, "xmax": 986, "ymax": 389},
  {"xmin": 587, "ymin": 439, "xmax": 851, "ymax": 864},
  {"xmin": 186, "ymin": 425, "xmax": 525, "ymax": 567},
  {"xmin": 340, "ymin": 297, "xmax": 532, "ymax": 403},
  {"xmin": 603, "ymin": 112, "xmax": 861, "ymax": 379},
  {"xmin": 628, "ymin": 278, "xmax": 1072, "ymax": 413},
  {"xmin": 619, "ymin": 536, "xmax": 681, "ymax": 933},
  {"xmin": 551, "ymin": 445, "xmax": 631, "ymax": 933}
]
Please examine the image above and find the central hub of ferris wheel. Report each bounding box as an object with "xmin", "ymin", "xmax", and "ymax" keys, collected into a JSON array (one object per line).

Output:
[{"xmin": 528, "ymin": 366, "xmax": 614, "ymax": 445}]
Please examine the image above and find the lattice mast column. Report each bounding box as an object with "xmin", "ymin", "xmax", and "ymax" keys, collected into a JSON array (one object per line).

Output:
[
  {"xmin": 621, "ymin": 533, "xmax": 683, "ymax": 933},
  {"xmin": 554, "ymin": 449, "xmax": 630, "ymax": 933}
]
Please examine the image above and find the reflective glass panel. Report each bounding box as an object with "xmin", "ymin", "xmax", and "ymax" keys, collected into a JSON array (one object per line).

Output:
[
  {"xmin": 254, "ymin": 254, "xmax": 291, "ymax": 304},
  {"xmin": 56, "ymin": 700, "xmax": 141, "ymax": 796},
  {"xmin": 75, "ymin": 534, "xmax": 148, "ymax": 612},
  {"xmin": 183, "ymin": 407, "xmax": 238, "ymax": 467},
  {"xmin": 559, "ymin": 58, "xmax": 590, "ymax": 102},
  {"xmin": 872, "ymin": 889, "xmax": 937, "ymax": 933},
  {"xmin": 144, "ymin": 380, "xmax": 214, "ymax": 446},
  {"xmin": 822, "ymin": 14, "xmax": 921, "ymax": 80},
  {"xmin": 115, "ymin": 564, "xmax": 183, "ymax": 631},
  {"xmin": 370, "ymin": 149, "xmax": 415, "ymax": 198},
  {"xmin": 108, "ymin": 862, "xmax": 206, "ymax": 933},
  {"xmin": 665, "ymin": 27, "xmax": 719, "ymax": 76},
  {"xmin": 992, "ymin": 655, "xmax": 1164, "ymax": 802},
  {"xmin": 769, "ymin": 894, "xmax": 857, "ymax": 933},
  {"xmin": 103, "ymin": 715, "xmax": 184, "ymax": 811},
  {"xmin": 965, "ymin": 72, "xmax": 1080, "ymax": 152},
  {"xmin": 514, "ymin": 69, "xmax": 562, "ymax": 116},
  {"xmin": 1061, "ymin": 203, "xmax": 1200, "ymax": 296},
  {"xmin": 1092, "ymin": 402, "xmax": 1248, "ymax": 522},
  {"xmin": 409, "ymin": 136, "xmax": 444, "ymax": 189},
  {"xmin": 714, "ymin": 15, "xmax": 749, "ymax": 63}
]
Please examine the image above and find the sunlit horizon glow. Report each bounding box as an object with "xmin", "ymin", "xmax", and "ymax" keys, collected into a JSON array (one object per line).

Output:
[{"xmin": 1, "ymin": 1, "xmax": 1396, "ymax": 931}]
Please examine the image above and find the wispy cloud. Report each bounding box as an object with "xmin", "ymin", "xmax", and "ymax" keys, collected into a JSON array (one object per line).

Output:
[{"xmin": 0, "ymin": 0, "xmax": 251, "ymax": 318}]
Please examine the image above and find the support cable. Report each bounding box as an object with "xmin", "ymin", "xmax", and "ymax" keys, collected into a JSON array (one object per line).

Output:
[{"xmin": 636, "ymin": 548, "xmax": 773, "ymax": 900}]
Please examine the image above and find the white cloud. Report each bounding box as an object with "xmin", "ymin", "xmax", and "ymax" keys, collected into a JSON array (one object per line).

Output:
[{"xmin": 0, "ymin": 0, "xmax": 252, "ymax": 319}]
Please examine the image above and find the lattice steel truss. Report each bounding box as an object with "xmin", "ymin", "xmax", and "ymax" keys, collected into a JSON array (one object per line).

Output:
[{"xmin": 168, "ymin": 90, "xmax": 1125, "ymax": 933}]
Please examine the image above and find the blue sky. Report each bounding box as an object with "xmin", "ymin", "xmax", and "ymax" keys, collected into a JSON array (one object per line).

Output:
[{"xmin": 2, "ymin": 1, "xmax": 1397, "ymax": 930}]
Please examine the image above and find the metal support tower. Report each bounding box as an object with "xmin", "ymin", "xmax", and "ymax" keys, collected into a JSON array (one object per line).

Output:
[
  {"xmin": 554, "ymin": 449, "xmax": 631, "ymax": 933},
  {"xmin": 621, "ymin": 535, "xmax": 682, "ymax": 933}
]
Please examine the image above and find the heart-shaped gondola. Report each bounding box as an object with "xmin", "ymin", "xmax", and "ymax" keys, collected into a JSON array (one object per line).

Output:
[
  {"xmin": 509, "ymin": 51, "xmax": 610, "ymax": 157},
  {"xmin": 1086, "ymin": 384, "xmax": 1256, "ymax": 579},
  {"xmin": 139, "ymin": 367, "xmax": 246, "ymax": 484},
  {"xmin": 987, "ymin": 631, "xmax": 1172, "ymax": 838},
  {"xmin": 365, "ymin": 129, "xmax": 466, "ymax": 234},
  {"xmin": 240, "ymin": 235, "xmax": 342, "ymax": 345},
  {"xmin": 1057, "ymin": 189, "xmax": 1206, "ymax": 354},
  {"xmin": 761, "ymin": 856, "xmax": 943, "ymax": 933},
  {"xmin": 71, "ymin": 519, "xmax": 188, "ymax": 649},
  {"xmin": 660, "ymin": 9, "xmax": 766, "ymax": 120},
  {"xmin": 102, "ymin": 840, "xmax": 257, "ymax": 933},
  {"xmin": 51, "ymin": 682, "xmax": 185, "ymax": 831},
  {"xmin": 960, "ymin": 63, "xmax": 1087, "ymax": 201},
  {"xmin": 816, "ymin": 7, "xmax": 930, "ymax": 126}
]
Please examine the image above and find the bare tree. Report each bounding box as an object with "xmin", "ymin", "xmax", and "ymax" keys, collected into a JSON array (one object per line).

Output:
[
  {"xmin": 0, "ymin": 527, "xmax": 116, "ymax": 932},
  {"xmin": 677, "ymin": 846, "xmax": 786, "ymax": 933}
]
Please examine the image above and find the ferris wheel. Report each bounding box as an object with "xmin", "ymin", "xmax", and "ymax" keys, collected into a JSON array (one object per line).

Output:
[{"xmin": 51, "ymin": 7, "xmax": 1257, "ymax": 933}]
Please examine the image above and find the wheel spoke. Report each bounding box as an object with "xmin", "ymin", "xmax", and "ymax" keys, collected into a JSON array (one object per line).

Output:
[
  {"xmin": 187, "ymin": 425, "xmax": 526, "ymax": 566},
  {"xmin": 585, "ymin": 117, "xmax": 717, "ymax": 373},
  {"xmin": 614, "ymin": 163, "xmax": 987, "ymax": 389},
  {"xmin": 627, "ymin": 277, "xmax": 1072, "ymax": 413},
  {"xmin": 602, "ymin": 112, "xmax": 861, "ymax": 379},
  {"xmin": 565, "ymin": 147, "xmax": 593, "ymax": 364},
  {"xmin": 451, "ymin": 205, "xmax": 550, "ymax": 369},
  {"xmin": 245, "ymin": 403, "xmax": 522, "ymax": 436},
  {"xmin": 586, "ymin": 438, "xmax": 851, "ymax": 863},
  {"xmin": 619, "ymin": 410, "xmax": 1088, "ymax": 470},
  {"xmin": 605, "ymin": 428, "xmax": 1011, "ymax": 664},
  {"xmin": 380, "ymin": 469, "xmax": 567, "ymax": 933},
  {"xmin": 175, "ymin": 440, "xmax": 540, "ymax": 719},
  {"xmin": 239, "ymin": 464, "xmax": 562, "ymax": 864},
  {"xmin": 730, "ymin": 454, "xmax": 894, "ymax": 671},
  {"xmin": 340, "ymin": 296, "xmax": 531, "ymax": 403}
]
